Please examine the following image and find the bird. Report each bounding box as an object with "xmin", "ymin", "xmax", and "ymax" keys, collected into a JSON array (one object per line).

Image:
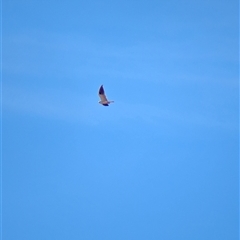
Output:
[{"xmin": 98, "ymin": 85, "xmax": 114, "ymax": 106}]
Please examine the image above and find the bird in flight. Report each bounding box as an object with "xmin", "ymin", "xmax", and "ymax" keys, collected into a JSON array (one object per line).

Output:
[{"xmin": 98, "ymin": 85, "xmax": 114, "ymax": 106}]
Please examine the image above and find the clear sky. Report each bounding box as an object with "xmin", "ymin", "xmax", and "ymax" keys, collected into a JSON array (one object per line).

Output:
[{"xmin": 2, "ymin": 0, "xmax": 239, "ymax": 239}]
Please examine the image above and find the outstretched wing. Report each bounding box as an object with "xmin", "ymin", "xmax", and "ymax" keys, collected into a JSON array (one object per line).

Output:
[{"xmin": 98, "ymin": 85, "xmax": 108, "ymax": 102}]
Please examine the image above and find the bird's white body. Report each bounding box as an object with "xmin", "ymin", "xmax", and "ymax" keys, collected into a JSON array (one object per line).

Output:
[{"xmin": 99, "ymin": 100, "xmax": 114, "ymax": 105}]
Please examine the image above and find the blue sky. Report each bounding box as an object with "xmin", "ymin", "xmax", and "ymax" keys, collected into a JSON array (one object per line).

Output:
[{"xmin": 2, "ymin": 0, "xmax": 239, "ymax": 239}]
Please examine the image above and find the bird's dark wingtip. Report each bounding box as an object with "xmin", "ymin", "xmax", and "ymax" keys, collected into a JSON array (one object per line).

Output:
[{"xmin": 99, "ymin": 85, "xmax": 105, "ymax": 94}]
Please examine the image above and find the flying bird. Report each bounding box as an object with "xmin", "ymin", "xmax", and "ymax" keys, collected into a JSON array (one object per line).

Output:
[{"xmin": 98, "ymin": 85, "xmax": 114, "ymax": 106}]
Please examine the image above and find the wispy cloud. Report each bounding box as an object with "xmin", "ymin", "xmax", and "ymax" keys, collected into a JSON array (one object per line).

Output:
[
  {"xmin": 4, "ymin": 31, "xmax": 237, "ymax": 88},
  {"xmin": 3, "ymin": 85, "xmax": 237, "ymax": 132},
  {"xmin": 3, "ymin": 31, "xmax": 238, "ymax": 132}
]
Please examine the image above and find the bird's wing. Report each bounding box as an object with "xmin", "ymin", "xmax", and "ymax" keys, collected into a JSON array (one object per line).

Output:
[{"xmin": 99, "ymin": 85, "xmax": 108, "ymax": 102}]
